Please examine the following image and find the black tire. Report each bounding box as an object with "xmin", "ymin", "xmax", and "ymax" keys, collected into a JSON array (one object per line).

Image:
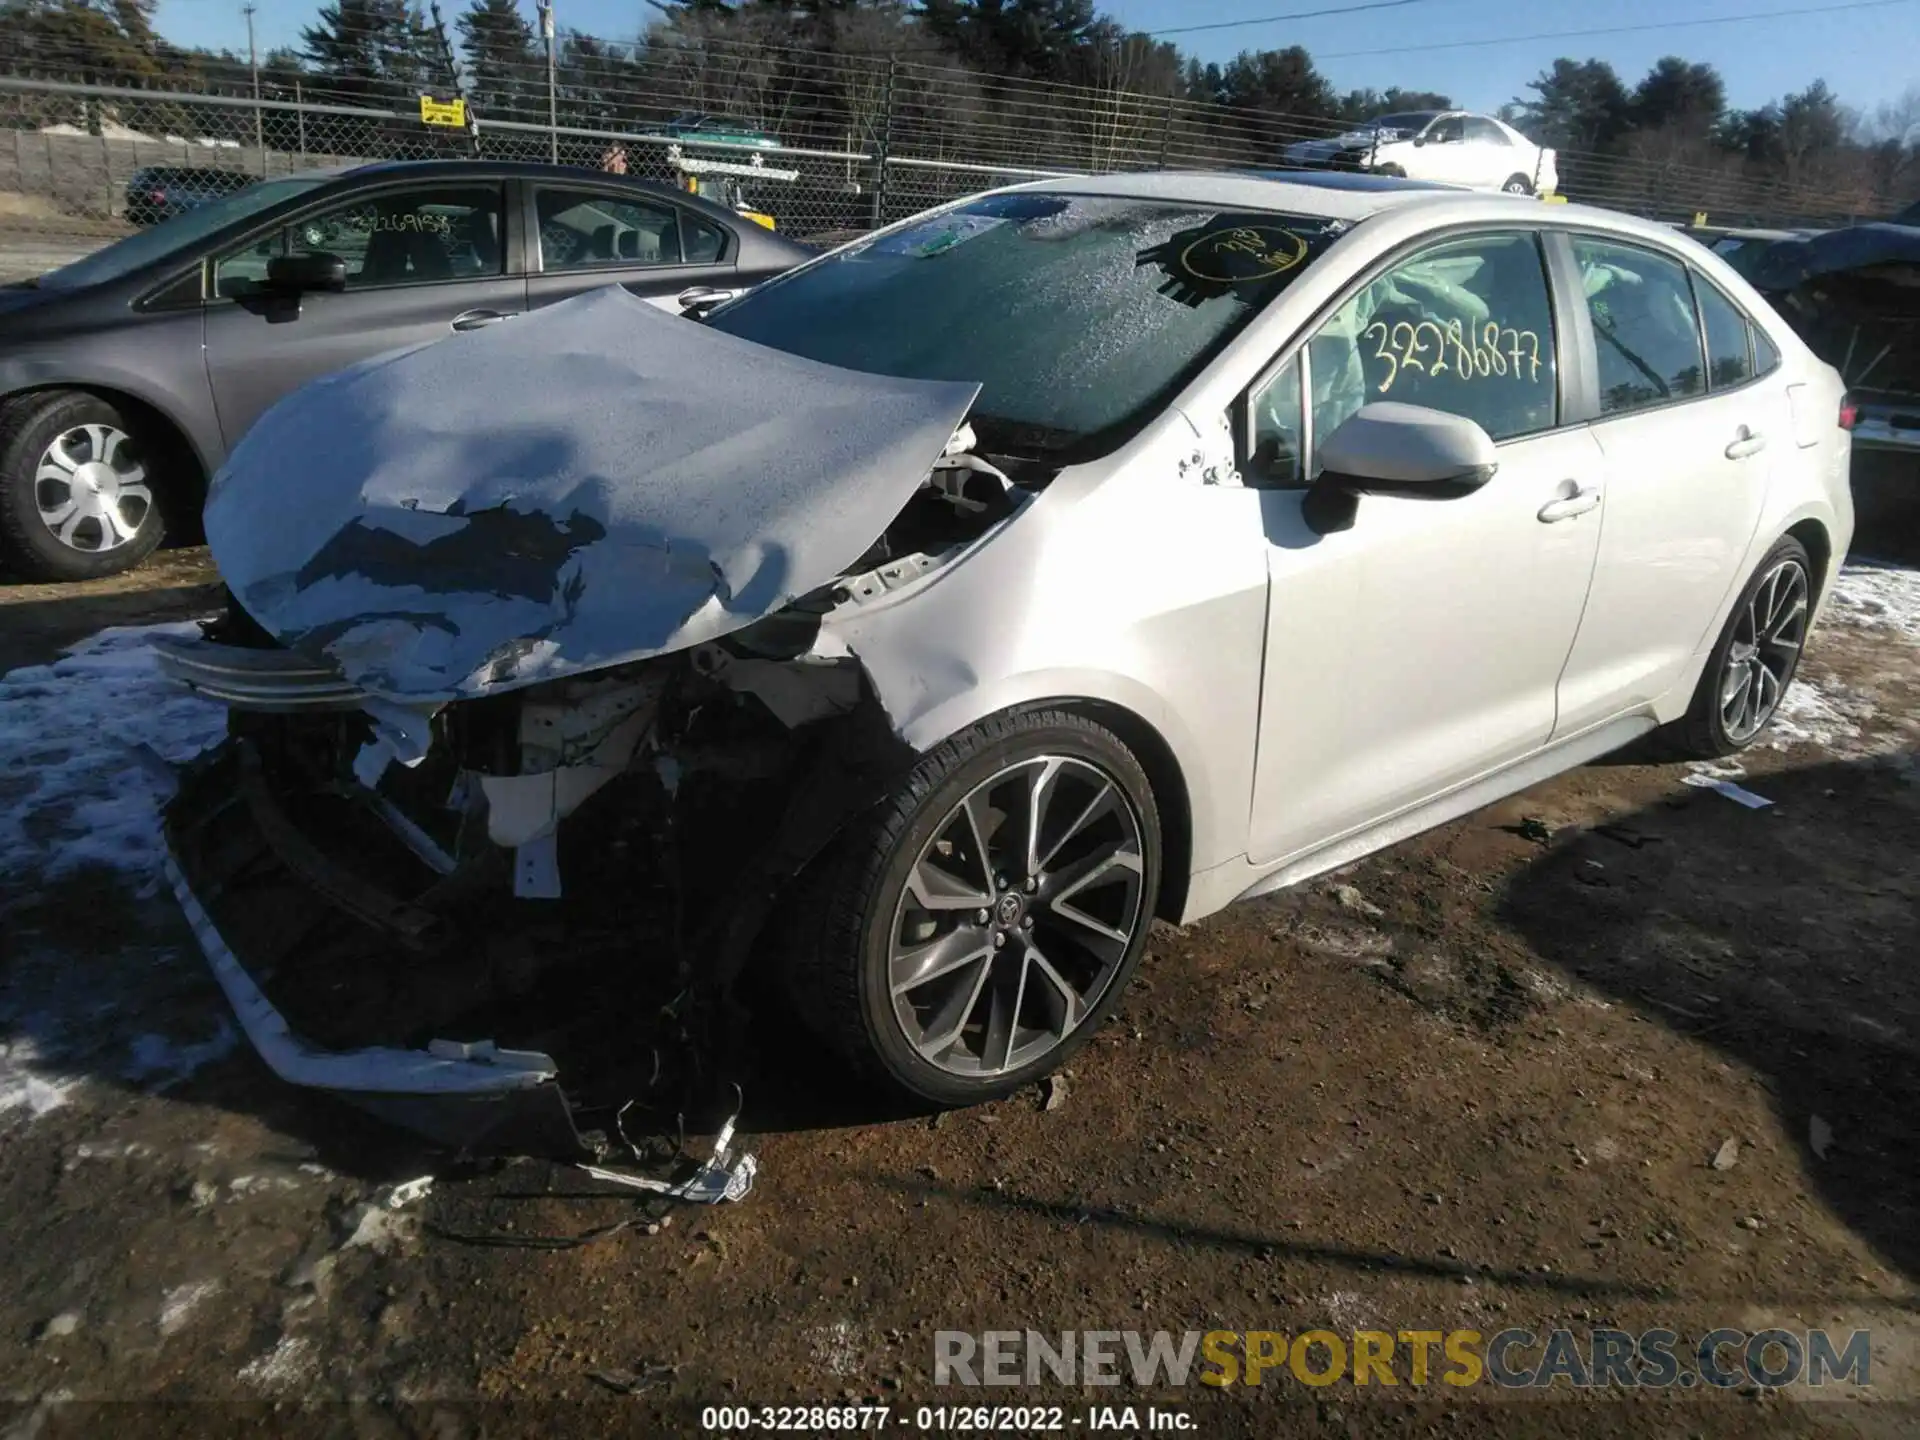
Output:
[
  {"xmin": 1502, "ymin": 174, "xmax": 1534, "ymax": 195},
  {"xmin": 782, "ymin": 708, "xmax": 1162, "ymax": 1107},
  {"xmin": 0, "ymin": 390, "xmax": 167, "ymax": 582},
  {"xmin": 1375, "ymin": 164, "xmax": 1406, "ymax": 178},
  {"xmin": 1666, "ymin": 536, "xmax": 1813, "ymax": 759}
]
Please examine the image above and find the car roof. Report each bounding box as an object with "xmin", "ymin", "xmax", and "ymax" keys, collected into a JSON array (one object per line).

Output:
[{"xmin": 1007, "ymin": 169, "xmax": 1650, "ymax": 232}]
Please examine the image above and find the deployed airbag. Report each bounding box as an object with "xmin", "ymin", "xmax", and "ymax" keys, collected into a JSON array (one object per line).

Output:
[{"xmin": 205, "ymin": 286, "xmax": 981, "ymax": 702}]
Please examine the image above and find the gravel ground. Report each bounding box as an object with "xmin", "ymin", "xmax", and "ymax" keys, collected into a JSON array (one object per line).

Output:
[{"xmin": 0, "ymin": 546, "xmax": 1916, "ymax": 1439}]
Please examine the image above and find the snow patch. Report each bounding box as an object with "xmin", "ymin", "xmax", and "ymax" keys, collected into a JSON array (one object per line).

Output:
[
  {"xmin": 1766, "ymin": 678, "xmax": 1873, "ymax": 752},
  {"xmin": 0, "ymin": 1036, "xmax": 79, "ymax": 1120},
  {"xmin": 1825, "ymin": 562, "xmax": 1920, "ymax": 637},
  {"xmin": 0, "ymin": 622, "xmax": 224, "ymax": 884},
  {"xmin": 159, "ymin": 1280, "xmax": 221, "ymax": 1337},
  {"xmin": 238, "ymin": 1334, "xmax": 317, "ymax": 1390}
]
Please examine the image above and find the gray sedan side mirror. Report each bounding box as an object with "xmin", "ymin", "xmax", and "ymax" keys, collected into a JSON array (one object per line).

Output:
[
  {"xmin": 1304, "ymin": 403, "xmax": 1498, "ymax": 533},
  {"xmin": 266, "ymin": 253, "xmax": 347, "ymax": 293}
]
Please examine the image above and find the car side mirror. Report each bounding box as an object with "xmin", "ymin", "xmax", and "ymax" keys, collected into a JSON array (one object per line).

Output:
[
  {"xmin": 266, "ymin": 253, "xmax": 347, "ymax": 294},
  {"xmin": 1302, "ymin": 403, "xmax": 1497, "ymax": 534},
  {"xmin": 1412, "ymin": 135, "xmax": 1426, "ymax": 147}
]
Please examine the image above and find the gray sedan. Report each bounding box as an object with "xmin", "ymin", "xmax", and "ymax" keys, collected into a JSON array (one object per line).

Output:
[{"xmin": 0, "ymin": 159, "xmax": 814, "ymax": 581}]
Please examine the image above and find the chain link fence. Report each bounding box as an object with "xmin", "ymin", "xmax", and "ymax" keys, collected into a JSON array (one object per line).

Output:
[{"xmin": 1, "ymin": 30, "xmax": 1908, "ymax": 282}]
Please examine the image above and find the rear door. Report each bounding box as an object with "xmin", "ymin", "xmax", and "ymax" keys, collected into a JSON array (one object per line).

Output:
[
  {"xmin": 1552, "ymin": 235, "xmax": 1778, "ymax": 736},
  {"xmin": 522, "ymin": 181, "xmax": 739, "ymax": 314},
  {"xmin": 201, "ymin": 179, "xmax": 525, "ymax": 447}
]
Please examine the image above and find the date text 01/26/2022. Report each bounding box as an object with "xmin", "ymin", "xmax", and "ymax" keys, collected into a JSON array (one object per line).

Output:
[{"xmin": 700, "ymin": 1405, "xmax": 1195, "ymax": 1432}]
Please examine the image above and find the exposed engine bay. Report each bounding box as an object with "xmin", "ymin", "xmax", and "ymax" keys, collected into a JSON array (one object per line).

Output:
[{"xmin": 157, "ymin": 411, "xmax": 1034, "ymax": 1160}]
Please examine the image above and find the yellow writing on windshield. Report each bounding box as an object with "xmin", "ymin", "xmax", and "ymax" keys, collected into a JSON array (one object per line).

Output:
[
  {"xmin": 1180, "ymin": 226, "xmax": 1310, "ymax": 284},
  {"xmin": 1362, "ymin": 318, "xmax": 1544, "ymax": 394}
]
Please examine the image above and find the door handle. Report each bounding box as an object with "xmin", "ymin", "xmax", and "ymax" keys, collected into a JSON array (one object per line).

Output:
[
  {"xmin": 1725, "ymin": 428, "xmax": 1767, "ymax": 460},
  {"xmin": 1537, "ymin": 486, "xmax": 1601, "ymax": 523},
  {"xmin": 450, "ymin": 309, "xmax": 511, "ymax": 332}
]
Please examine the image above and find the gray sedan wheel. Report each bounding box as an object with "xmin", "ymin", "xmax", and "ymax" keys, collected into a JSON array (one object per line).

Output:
[
  {"xmin": 0, "ymin": 391, "xmax": 166, "ymax": 581},
  {"xmin": 784, "ymin": 709, "xmax": 1161, "ymax": 1106}
]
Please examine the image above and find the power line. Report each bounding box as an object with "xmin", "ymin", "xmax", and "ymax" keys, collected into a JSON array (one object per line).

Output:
[
  {"xmin": 1148, "ymin": 0, "xmax": 1449, "ymax": 39},
  {"xmin": 1310, "ymin": 0, "xmax": 1920, "ymax": 58}
]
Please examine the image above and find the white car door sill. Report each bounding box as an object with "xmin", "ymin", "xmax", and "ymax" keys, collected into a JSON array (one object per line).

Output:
[{"xmin": 1209, "ymin": 709, "xmax": 1658, "ymax": 914}]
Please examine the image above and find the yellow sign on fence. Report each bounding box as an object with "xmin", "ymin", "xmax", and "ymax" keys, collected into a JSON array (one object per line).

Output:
[{"xmin": 419, "ymin": 95, "xmax": 466, "ymax": 128}]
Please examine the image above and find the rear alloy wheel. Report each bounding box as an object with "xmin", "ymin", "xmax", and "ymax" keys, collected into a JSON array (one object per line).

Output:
[
  {"xmin": 0, "ymin": 391, "xmax": 166, "ymax": 581},
  {"xmin": 785, "ymin": 709, "xmax": 1161, "ymax": 1106},
  {"xmin": 1502, "ymin": 174, "xmax": 1534, "ymax": 195},
  {"xmin": 1670, "ymin": 537, "xmax": 1813, "ymax": 757}
]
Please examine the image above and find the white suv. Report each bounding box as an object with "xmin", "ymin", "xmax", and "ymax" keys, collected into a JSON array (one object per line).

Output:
[{"xmin": 1284, "ymin": 110, "xmax": 1558, "ymax": 196}]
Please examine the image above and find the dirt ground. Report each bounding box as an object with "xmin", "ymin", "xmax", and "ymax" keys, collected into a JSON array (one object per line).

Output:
[{"xmin": 1, "ymin": 535, "xmax": 1918, "ymax": 1440}]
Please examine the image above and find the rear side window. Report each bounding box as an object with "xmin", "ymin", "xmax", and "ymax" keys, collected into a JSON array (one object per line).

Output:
[
  {"xmin": 1754, "ymin": 327, "xmax": 1782, "ymax": 376},
  {"xmin": 1694, "ymin": 274, "xmax": 1754, "ymax": 389},
  {"xmin": 684, "ymin": 213, "xmax": 726, "ymax": 264},
  {"xmin": 1573, "ymin": 237, "xmax": 1705, "ymax": 415},
  {"xmin": 536, "ymin": 188, "xmax": 686, "ymax": 269}
]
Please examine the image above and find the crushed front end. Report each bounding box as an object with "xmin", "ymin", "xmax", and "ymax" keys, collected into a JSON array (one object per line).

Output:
[{"xmin": 157, "ymin": 603, "xmax": 861, "ymax": 1155}]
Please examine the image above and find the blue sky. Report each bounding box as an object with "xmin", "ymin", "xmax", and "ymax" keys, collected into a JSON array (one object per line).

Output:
[{"xmin": 155, "ymin": 0, "xmax": 1917, "ymax": 120}]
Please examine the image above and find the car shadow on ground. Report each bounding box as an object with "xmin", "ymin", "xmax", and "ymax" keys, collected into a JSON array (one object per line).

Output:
[{"xmin": 1496, "ymin": 749, "xmax": 1920, "ymax": 1288}]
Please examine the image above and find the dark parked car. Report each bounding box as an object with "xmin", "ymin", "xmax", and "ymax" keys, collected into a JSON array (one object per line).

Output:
[
  {"xmin": 0, "ymin": 159, "xmax": 815, "ymax": 580},
  {"xmin": 125, "ymin": 164, "xmax": 256, "ymax": 226}
]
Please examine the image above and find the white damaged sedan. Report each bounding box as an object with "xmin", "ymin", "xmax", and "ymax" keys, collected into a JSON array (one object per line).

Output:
[{"xmin": 156, "ymin": 172, "xmax": 1855, "ymax": 1152}]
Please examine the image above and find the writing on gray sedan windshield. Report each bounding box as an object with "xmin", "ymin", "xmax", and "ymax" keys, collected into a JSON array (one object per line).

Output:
[{"xmin": 706, "ymin": 193, "xmax": 1346, "ymax": 458}]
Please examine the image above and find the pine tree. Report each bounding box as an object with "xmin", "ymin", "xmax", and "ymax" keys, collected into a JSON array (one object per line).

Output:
[{"xmin": 457, "ymin": 0, "xmax": 536, "ymax": 122}]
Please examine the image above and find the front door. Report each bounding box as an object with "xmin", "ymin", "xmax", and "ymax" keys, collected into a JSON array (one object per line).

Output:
[
  {"xmin": 1245, "ymin": 228, "xmax": 1605, "ymax": 865},
  {"xmin": 522, "ymin": 182, "xmax": 740, "ymax": 314},
  {"xmin": 1551, "ymin": 236, "xmax": 1777, "ymax": 736},
  {"xmin": 202, "ymin": 180, "xmax": 525, "ymax": 448}
]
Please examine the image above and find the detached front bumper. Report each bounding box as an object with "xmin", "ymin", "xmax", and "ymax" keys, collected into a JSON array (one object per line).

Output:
[{"xmin": 160, "ymin": 731, "xmax": 593, "ymax": 1157}]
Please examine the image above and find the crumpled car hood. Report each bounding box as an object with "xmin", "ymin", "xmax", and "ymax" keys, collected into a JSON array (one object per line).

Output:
[{"xmin": 205, "ymin": 286, "xmax": 980, "ymax": 703}]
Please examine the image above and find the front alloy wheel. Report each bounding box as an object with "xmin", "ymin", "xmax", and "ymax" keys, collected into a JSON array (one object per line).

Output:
[
  {"xmin": 889, "ymin": 755, "xmax": 1146, "ymax": 1080},
  {"xmin": 784, "ymin": 709, "xmax": 1161, "ymax": 1105}
]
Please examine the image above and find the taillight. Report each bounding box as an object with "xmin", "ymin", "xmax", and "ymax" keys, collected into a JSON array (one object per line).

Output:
[{"xmin": 1839, "ymin": 394, "xmax": 1859, "ymax": 431}]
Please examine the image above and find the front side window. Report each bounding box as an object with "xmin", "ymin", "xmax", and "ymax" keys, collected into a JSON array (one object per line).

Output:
[
  {"xmin": 1305, "ymin": 231, "xmax": 1558, "ymax": 447},
  {"xmin": 1573, "ymin": 236, "xmax": 1705, "ymax": 415},
  {"xmin": 1246, "ymin": 353, "xmax": 1305, "ymax": 488},
  {"xmin": 213, "ymin": 185, "xmax": 504, "ymax": 296},
  {"xmin": 705, "ymin": 192, "xmax": 1348, "ymax": 460},
  {"xmin": 536, "ymin": 188, "xmax": 696, "ymax": 270},
  {"xmin": 1695, "ymin": 274, "xmax": 1755, "ymax": 389},
  {"xmin": 1428, "ymin": 115, "xmax": 1466, "ymax": 144}
]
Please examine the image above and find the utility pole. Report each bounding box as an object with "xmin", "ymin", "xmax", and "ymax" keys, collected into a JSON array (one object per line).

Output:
[
  {"xmin": 243, "ymin": 1, "xmax": 264, "ymax": 164},
  {"xmin": 539, "ymin": 0, "xmax": 557, "ymax": 163}
]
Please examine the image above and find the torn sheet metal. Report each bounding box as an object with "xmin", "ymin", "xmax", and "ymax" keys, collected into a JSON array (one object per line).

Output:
[
  {"xmin": 204, "ymin": 286, "xmax": 981, "ymax": 705},
  {"xmin": 579, "ymin": 1114, "xmax": 758, "ymax": 1204}
]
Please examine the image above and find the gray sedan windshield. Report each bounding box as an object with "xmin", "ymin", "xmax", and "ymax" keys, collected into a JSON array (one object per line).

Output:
[
  {"xmin": 706, "ymin": 192, "xmax": 1344, "ymax": 458},
  {"xmin": 42, "ymin": 176, "xmax": 329, "ymax": 289}
]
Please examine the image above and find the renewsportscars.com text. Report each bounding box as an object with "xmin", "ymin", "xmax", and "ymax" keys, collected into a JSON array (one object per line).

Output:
[{"xmin": 934, "ymin": 1327, "xmax": 1871, "ymax": 1390}]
